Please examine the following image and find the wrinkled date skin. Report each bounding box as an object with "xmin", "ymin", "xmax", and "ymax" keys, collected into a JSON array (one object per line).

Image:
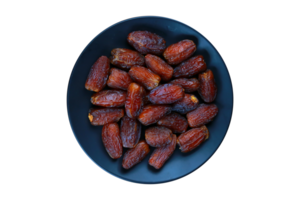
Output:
[
  {"xmin": 127, "ymin": 31, "xmax": 166, "ymax": 55},
  {"xmin": 120, "ymin": 116, "xmax": 141, "ymax": 148},
  {"xmin": 157, "ymin": 112, "xmax": 188, "ymax": 133},
  {"xmin": 122, "ymin": 140, "xmax": 150, "ymax": 169},
  {"xmin": 187, "ymin": 104, "xmax": 218, "ymax": 128},
  {"xmin": 88, "ymin": 108, "xmax": 124, "ymax": 126},
  {"xmin": 138, "ymin": 105, "xmax": 172, "ymax": 126},
  {"xmin": 128, "ymin": 66, "xmax": 161, "ymax": 90},
  {"xmin": 172, "ymin": 93, "xmax": 199, "ymax": 114},
  {"xmin": 102, "ymin": 123, "xmax": 123, "ymax": 159},
  {"xmin": 107, "ymin": 68, "xmax": 132, "ymax": 90},
  {"xmin": 170, "ymin": 78, "xmax": 200, "ymax": 93},
  {"xmin": 173, "ymin": 55, "xmax": 207, "ymax": 78},
  {"xmin": 125, "ymin": 83, "xmax": 144, "ymax": 119},
  {"xmin": 198, "ymin": 70, "xmax": 217, "ymax": 103},
  {"xmin": 145, "ymin": 126, "xmax": 172, "ymax": 147},
  {"xmin": 149, "ymin": 134, "xmax": 177, "ymax": 169},
  {"xmin": 91, "ymin": 90, "xmax": 126, "ymax": 107},
  {"xmin": 85, "ymin": 56, "xmax": 110, "ymax": 92},
  {"xmin": 110, "ymin": 48, "xmax": 145, "ymax": 70},
  {"xmin": 163, "ymin": 39, "xmax": 196, "ymax": 65},
  {"xmin": 145, "ymin": 54, "xmax": 173, "ymax": 81},
  {"xmin": 149, "ymin": 83, "xmax": 184, "ymax": 104},
  {"xmin": 177, "ymin": 126, "xmax": 209, "ymax": 153}
]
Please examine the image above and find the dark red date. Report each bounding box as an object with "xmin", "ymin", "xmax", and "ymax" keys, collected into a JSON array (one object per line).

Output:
[
  {"xmin": 107, "ymin": 68, "xmax": 132, "ymax": 90},
  {"xmin": 102, "ymin": 123, "xmax": 122, "ymax": 159},
  {"xmin": 149, "ymin": 83, "xmax": 184, "ymax": 104},
  {"xmin": 91, "ymin": 90, "xmax": 126, "ymax": 107},
  {"xmin": 170, "ymin": 78, "xmax": 200, "ymax": 93},
  {"xmin": 127, "ymin": 31, "xmax": 166, "ymax": 55},
  {"xmin": 88, "ymin": 108, "xmax": 124, "ymax": 126},
  {"xmin": 163, "ymin": 40, "xmax": 196, "ymax": 65},
  {"xmin": 128, "ymin": 66, "xmax": 161, "ymax": 90},
  {"xmin": 198, "ymin": 70, "xmax": 217, "ymax": 103},
  {"xmin": 138, "ymin": 105, "xmax": 172, "ymax": 126},
  {"xmin": 122, "ymin": 141, "xmax": 150, "ymax": 169},
  {"xmin": 172, "ymin": 93, "xmax": 199, "ymax": 114},
  {"xmin": 110, "ymin": 48, "xmax": 145, "ymax": 70},
  {"xmin": 186, "ymin": 104, "xmax": 218, "ymax": 128},
  {"xmin": 125, "ymin": 83, "xmax": 144, "ymax": 119},
  {"xmin": 85, "ymin": 56, "xmax": 110, "ymax": 92},
  {"xmin": 120, "ymin": 116, "xmax": 141, "ymax": 148},
  {"xmin": 157, "ymin": 112, "xmax": 188, "ymax": 133},
  {"xmin": 145, "ymin": 54, "xmax": 173, "ymax": 81},
  {"xmin": 173, "ymin": 55, "xmax": 207, "ymax": 78},
  {"xmin": 145, "ymin": 126, "xmax": 172, "ymax": 147}
]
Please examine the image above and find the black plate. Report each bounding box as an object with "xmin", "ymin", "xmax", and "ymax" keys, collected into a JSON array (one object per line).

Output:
[{"xmin": 67, "ymin": 16, "xmax": 233, "ymax": 184}]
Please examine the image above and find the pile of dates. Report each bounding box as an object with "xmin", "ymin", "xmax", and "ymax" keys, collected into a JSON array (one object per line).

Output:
[{"xmin": 85, "ymin": 31, "xmax": 218, "ymax": 170}]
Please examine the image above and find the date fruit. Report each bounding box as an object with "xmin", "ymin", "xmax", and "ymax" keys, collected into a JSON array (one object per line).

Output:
[
  {"xmin": 145, "ymin": 126, "xmax": 172, "ymax": 147},
  {"xmin": 198, "ymin": 70, "xmax": 217, "ymax": 103},
  {"xmin": 102, "ymin": 123, "xmax": 122, "ymax": 159},
  {"xmin": 110, "ymin": 48, "xmax": 145, "ymax": 70},
  {"xmin": 163, "ymin": 39, "xmax": 196, "ymax": 65},
  {"xmin": 149, "ymin": 83, "xmax": 184, "ymax": 104},
  {"xmin": 120, "ymin": 116, "xmax": 141, "ymax": 148},
  {"xmin": 170, "ymin": 78, "xmax": 200, "ymax": 93},
  {"xmin": 91, "ymin": 90, "xmax": 126, "ymax": 107},
  {"xmin": 88, "ymin": 108, "xmax": 124, "ymax": 126},
  {"xmin": 127, "ymin": 31, "xmax": 166, "ymax": 55},
  {"xmin": 107, "ymin": 68, "xmax": 132, "ymax": 90},
  {"xmin": 157, "ymin": 112, "xmax": 188, "ymax": 133},
  {"xmin": 149, "ymin": 134, "xmax": 177, "ymax": 169},
  {"xmin": 187, "ymin": 104, "xmax": 218, "ymax": 128},
  {"xmin": 128, "ymin": 66, "xmax": 161, "ymax": 90},
  {"xmin": 122, "ymin": 140, "xmax": 150, "ymax": 169},
  {"xmin": 138, "ymin": 105, "xmax": 171, "ymax": 126},
  {"xmin": 125, "ymin": 83, "xmax": 144, "ymax": 119},
  {"xmin": 172, "ymin": 93, "xmax": 199, "ymax": 114},
  {"xmin": 173, "ymin": 55, "xmax": 207, "ymax": 78},
  {"xmin": 177, "ymin": 126, "xmax": 209, "ymax": 153},
  {"xmin": 85, "ymin": 56, "xmax": 110, "ymax": 92},
  {"xmin": 145, "ymin": 54, "xmax": 173, "ymax": 81}
]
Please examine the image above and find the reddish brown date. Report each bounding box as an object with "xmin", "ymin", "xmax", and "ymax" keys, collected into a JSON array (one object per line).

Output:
[
  {"xmin": 149, "ymin": 83, "xmax": 184, "ymax": 104},
  {"xmin": 198, "ymin": 70, "xmax": 217, "ymax": 103},
  {"xmin": 107, "ymin": 68, "xmax": 132, "ymax": 90},
  {"xmin": 177, "ymin": 126, "xmax": 209, "ymax": 153},
  {"xmin": 88, "ymin": 108, "xmax": 124, "ymax": 126},
  {"xmin": 187, "ymin": 104, "xmax": 218, "ymax": 128},
  {"xmin": 122, "ymin": 140, "xmax": 150, "ymax": 169},
  {"xmin": 110, "ymin": 48, "xmax": 145, "ymax": 70},
  {"xmin": 145, "ymin": 54, "xmax": 173, "ymax": 81},
  {"xmin": 163, "ymin": 39, "xmax": 196, "ymax": 65},
  {"xmin": 85, "ymin": 56, "xmax": 110, "ymax": 92},
  {"xmin": 173, "ymin": 55, "xmax": 207, "ymax": 78},
  {"xmin": 125, "ymin": 83, "xmax": 144, "ymax": 119},
  {"xmin": 127, "ymin": 31, "xmax": 166, "ymax": 55},
  {"xmin": 170, "ymin": 78, "xmax": 200, "ymax": 93},
  {"xmin": 138, "ymin": 105, "xmax": 172, "ymax": 126},
  {"xmin": 120, "ymin": 116, "xmax": 141, "ymax": 148},
  {"xmin": 172, "ymin": 93, "xmax": 199, "ymax": 114},
  {"xmin": 157, "ymin": 112, "xmax": 188, "ymax": 133},
  {"xmin": 143, "ymin": 90, "xmax": 151, "ymax": 105},
  {"xmin": 102, "ymin": 123, "xmax": 122, "ymax": 159},
  {"xmin": 145, "ymin": 126, "xmax": 172, "ymax": 147},
  {"xmin": 149, "ymin": 134, "xmax": 177, "ymax": 169},
  {"xmin": 91, "ymin": 90, "xmax": 126, "ymax": 107},
  {"xmin": 128, "ymin": 66, "xmax": 161, "ymax": 90}
]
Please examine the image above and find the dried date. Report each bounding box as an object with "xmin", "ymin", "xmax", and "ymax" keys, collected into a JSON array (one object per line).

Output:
[
  {"xmin": 170, "ymin": 78, "xmax": 200, "ymax": 93},
  {"xmin": 128, "ymin": 65, "xmax": 161, "ymax": 90},
  {"xmin": 138, "ymin": 105, "xmax": 172, "ymax": 126},
  {"xmin": 127, "ymin": 31, "xmax": 166, "ymax": 55},
  {"xmin": 177, "ymin": 126, "xmax": 209, "ymax": 153},
  {"xmin": 122, "ymin": 140, "xmax": 150, "ymax": 169},
  {"xmin": 173, "ymin": 55, "xmax": 207, "ymax": 78},
  {"xmin": 157, "ymin": 112, "xmax": 188, "ymax": 133},
  {"xmin": 172, "ymin": 93, "xmax": 199, "ymax": 114},
  {"xmin": 91, "ymin": 90, "xmax": 126, "ymax": 107},
  {"xmin": 149, "ymin": 83, "xmax": 184, "ymax": 104},
  {"xmin": 149, "ymin": 134, "xmax": 177, "ymax": 169},
  {"xmin": 107, "ymin": 68, "xmax": 132, "ymax": 90},
  {"xmin": 145, "ymin": 126, "xmax": 172, "ymax": 147},
  {"xmin": 125, "ymin": 83, "xmax": 144, "ymax": 118},
  {"xmin": 110, "ymin": 48, "xmax": 145, "ymax": 70},
  {"xmin": 88, "ymin": 108, "xmax": 124, "ymax": 126},
  {"xmin": 85, "ymin": 56, "xmax": 110, "ymax": 92},
  {"xmin": 186, "ymin": 104, "xmax": 218, "ymax": 128},
  {"xmin": 198, "ymin": 70, "xmax": 217, "ymax": 103},
  {"xmin": 102, "ymin": 123, "xmax": 122, "ymax": 159},
  {"xmin": 145, "ymin": 54, "xmax": 173, "ymax": 81},
  {"xmin": 120, "ymin": 116, "xmax": 141, "ymax": 148},
  {"xmin": 163, "ymin": 39, "xmax": 196, "ymax": 65}
]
